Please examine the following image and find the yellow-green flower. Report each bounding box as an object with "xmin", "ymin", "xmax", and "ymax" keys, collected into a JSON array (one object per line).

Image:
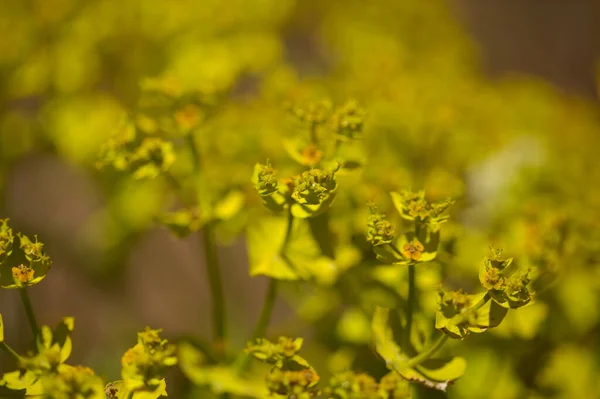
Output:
[
  {"xmin": 402, "ymin": 240, "xmax": 424, "ymax": 261},
  {"xmin": 366, "ymin": 205, "xmax": 395, "ymax": 246},
  {"xmin": 12, "ymin": 264, "xmax": 34, "ymax": 284},
  {"xmin": 408, "ymin": 200, "xmax": 430, "ymax": 219},
  {"xmin": 481, "ymin": 267, "xmax": 505, "ymax": 291}
]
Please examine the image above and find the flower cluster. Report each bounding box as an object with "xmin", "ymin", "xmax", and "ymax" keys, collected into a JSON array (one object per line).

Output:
[
  {"xmin": 291, "ymin": 100, "xmax": 333, "ymax": 129},
  {"xmin": 479, "ymin": 247, "xmax": 535, "ymax": 309},
  {"xmin": 291, "ymin": 169, "xmax": 338, "ymax": 206},
  {"xmin": 39, "ymin": 365, "xmax": 105, "ymax": 399},
  {"xmin": 391, "ymin": 190, "xmax": 454, "ymax": 225},
  {"xmin": 266, "ymin": 368, "xmax": 319, "ymax": 399},
  {"xmin": 0, "ymin": 219, "xmax": 52, "ymax": 288},
  {"xmin": 246, "ymin": 337, "xmax": 319, "ymax": 398},
  {"xmin": 366, "ymin": 204, "xmax": 396, "ymax": 246},
  {"xmin": 329, "ymin": 100, "xmax": 366, "ymax": 141},
  {"xmin": 367, "ymin": 192, "xmax": 442, "ymax": 265},
  {"xmin": 121, "ymin": 327, "xmax": 177, "ymax": 396},
  {"xmin": 326, "ymin": 371, "xmax": 411, "ymax": 399},
  {"xmin": 245, "ymin": 336, "xmax": 304, "ymax": 365},
  {"xmin": 252, "ymin": 161, "xmax": 279, "ymax": 197},
  {"xmin": 96, "ymin": 118, "xmax": 176, "ymax": 180}
]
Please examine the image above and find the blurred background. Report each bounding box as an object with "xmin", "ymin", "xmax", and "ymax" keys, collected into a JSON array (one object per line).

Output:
[{"xmin": 1, "ymin": 0, "xmax": 599, "ymax": 398}]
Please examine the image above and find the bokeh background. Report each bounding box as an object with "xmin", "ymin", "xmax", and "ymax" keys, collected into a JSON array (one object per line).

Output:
[{"xmin": 1, "ymin": 0, "xmax": 599, "ymax": 398}]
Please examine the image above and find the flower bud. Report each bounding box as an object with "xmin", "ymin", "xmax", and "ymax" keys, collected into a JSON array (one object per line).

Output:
[
  {"xmin": 330, "ymin": 99, "xmax": 365, "ymax": 140},
  {"xmin": 291, "ymin": 169, "xmax": 337, "ymax": 206},
  {"xmin": 366, "ymin": 204, "xmax": 396, "ymax": 246},
  {"xmin": 252, "ymin": 161, "xmax": 279, "ymax": 196}
]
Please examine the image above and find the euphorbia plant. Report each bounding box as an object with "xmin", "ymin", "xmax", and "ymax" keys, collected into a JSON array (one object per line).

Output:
[{"xmin": 0, "ymin": 95, "xmax": 540, "ymax": 398}]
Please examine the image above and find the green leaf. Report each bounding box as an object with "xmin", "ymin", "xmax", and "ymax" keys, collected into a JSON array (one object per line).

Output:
[
  {"xmin": 435, "ymin": 292, "xmax": 505, "ymax": 338},
  {"xmin": 260, "ymin": 193, "xmax": 287, "ymax": 214},
  {"xmin": 247, "ymin": 216, "xmax": 338, "ymax": 283},
  {"xmin": 291, "ymin": 190, "xmax": 337, "ymax": 218},
  {"xmin": 133, "ymin": 380, "xmax": 167, "ymax": 399},
  {"xmin": 0, "ymin": 314, "xmax": 3, "ymax": 342},
  {"xmin": 372, "ymin": 244, "xmax": 405, "ymax": 264},
  {"xmin": 472, "ymin": 297, "xmax": 508, "ymax": 328},
  {"xmin": 114, "ymin": 379, "xmax": 168, "ymax": 399},
  {"xmin": 390, "ymin": 191, "xmax": 413, "ymax": 221},
  {"xmin": 158, "ymin": 209, "xmax": 203, "ymax": 238},
  {"xmin": 37, "ymin": 317, "xmax": 74, "ymax": 364},
  {"xmin": 411, "ymin": 357, "xmax": 467, "ymax": 389},
  {"xmin": 336, "ymin": 308, "xmax": 372, "ymax": 344},
  {"xmin": 1, "ymin": 370, "xmax": 43, "ymax": 394},
  {"xmin": 373, "ymin": 307, "xmax": 465, "ymax": 391},
  {"xmin": 214, "ymin": 190, "xmax": 245, "ymax": 221},
  {"xmin": 283, "ymin": 138, "xmax": 322, "ymax": 167},
  {"xmin": 178, "ymin": 342, "xmax": 267, "ymax": 398}
]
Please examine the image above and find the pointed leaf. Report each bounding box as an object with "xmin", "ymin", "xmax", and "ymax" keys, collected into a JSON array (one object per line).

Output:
[
  {"xmin": 1, "ymin": 370, "xmax": 43, "ymax": 394},
  {"xmin": 373, "ymin": 307, "xmax": 465, "ymax": 392},
  {"xmin": 214, "ymin": 190, "xmax": 245, "ymax": 221},
  {"xmin": 410, "ymin": 357, "xmax": 467, "ymax": 390},
  {"xmin": 247, "ymin": 217, "xmax": 339, "ymax": 283},
  {"xmin": 471, "ymin": 298, "xmax": 508, "ymax": 328},
  {"xmin": 178, "ymin": 342, "xmax": 267, "ymax": 398}
]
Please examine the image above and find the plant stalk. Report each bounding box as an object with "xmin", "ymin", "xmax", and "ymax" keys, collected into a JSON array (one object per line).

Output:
[
  {"xmin": 309, "ymin": 124, "xmax": 318, "ymax": 145},
  {"xmin": 19, "ymin": 288, "xmax": 38, "ymax": 339},
  {"xmin": 202, "ymin": 222, "xmax": 227, "ymax": 354},
  {"xmin": 404, "ymin": 264, "xmax": 416, "ymax": 349},
  {"xmin": 186, "ymin": 133, "xmax": 201, "ymax": 171},
  {"xmin": 0, "ymin": 341, "xmax": 20, "ymax": 362},
  {"xmin": 251, "ymin": 279, "xmax": 278, "ymax": 341},
  {"xmin": 408, "ymin": 334, "xmax": 449, "ymax": 367},
  {"xmin": 236, "ymin": 208, "xmax": 293, "ymax": 373}
]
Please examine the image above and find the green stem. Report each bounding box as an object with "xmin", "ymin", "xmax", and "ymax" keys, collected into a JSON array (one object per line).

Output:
[
  {"xmin": 281, "ymin": 207, "xmax": 294, "ymax": 254},
  {"xmin": 309, "ymin": 124, "xmax": 318, "ymax": 145},
  {"xmin": 415, "ymin": 222, "xmax": 422, "ymax": 239},
  {"xmin": 408, "ymin": 334, "xmax": 449, "ymax": 367},
  {"xmin": 250, "ymin": 208, "xmax": 292, "ymax": 341},
  {"xmin": 0, "ymin": 341, "xmax": 21, "ymax": 362},
  {"xmin": 406, "ymin": 294, "xmax": 490, "ymax": 368},
  {"xmin": 308, "ymin": 211, "xmax": 335, "ymax": 258},
  {"xmin": 251, "ymin": 279, "xmax": 278, "ymax": 341},
  {"xmin": 202, "ymin": 222, "xmax": 227, "ymax": 353},
  {"xmin": 236, "ymin": 208, "xmax": 293, "ymax": 374},
  {"xmin": 235, "ymin": 279, "xmax": 279, "ymax": 372},
  {"xmin": 19, "ymin": 288, "xmax": 38, "ymax": 339},
  {"xmin": 187, "ymin": 133, "xmax": 201, "ymax": 172},
  {"xmin": 404, "ymin": 264, "xmax": 416, "ymax": 349}
]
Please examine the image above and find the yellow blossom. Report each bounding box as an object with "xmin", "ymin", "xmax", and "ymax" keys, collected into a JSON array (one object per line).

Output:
[{"xmin": 402, "ymin": 240, "xmax": 424, "ymax": 261}]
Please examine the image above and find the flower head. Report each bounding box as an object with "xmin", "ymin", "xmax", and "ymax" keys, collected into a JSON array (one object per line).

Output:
[
  {"xmin": 12, "ymin": 264, "xmax": 34, "ymax": 284},
  {"xmin": 402, "ymin": 239, "xmax": 424, "ymax": 261},
  {"xmin": 366, "ymin": 204, "xmax": 395, "ymax": 246},
  {"xmin": 252, "ymin": 161, "xmax": 279, "ymax": 196}
]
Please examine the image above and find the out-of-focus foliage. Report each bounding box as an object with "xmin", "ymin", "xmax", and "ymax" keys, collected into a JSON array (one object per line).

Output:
[{"xmin": 1, "ymin": 0, "xmax": 600, "ymax": 398}]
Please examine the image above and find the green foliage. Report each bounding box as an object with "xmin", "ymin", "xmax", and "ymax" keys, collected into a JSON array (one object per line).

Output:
[
  {"xmin": 372, "ymin": 307, "xmax": 466, "ymax": 392},
  {"xmin": 1, "ymin": 0, "xmax": 599, "ymax": 398}
]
